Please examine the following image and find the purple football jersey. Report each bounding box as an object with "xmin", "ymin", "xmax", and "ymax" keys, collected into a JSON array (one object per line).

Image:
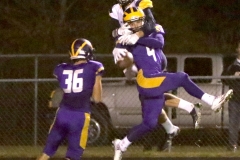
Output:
[{"xmin": 53, "ymin": 60, "xmax": 104, "ymax": 112}]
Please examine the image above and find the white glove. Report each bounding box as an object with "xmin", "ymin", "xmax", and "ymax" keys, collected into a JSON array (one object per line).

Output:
[
  {"xmin": 112, "ymin": 23, "xmax": 132, "ymax": 37},
  {"xmin": 156, "ymin": 24, "xmax": 165, "ymax": 34},
  {"xmin": 118, "ymin": 33, "xmax": 140, "ymax": 45},
  {"xmin": 112, "ymin": 47, "xmax": 128, "ymax": 64}
]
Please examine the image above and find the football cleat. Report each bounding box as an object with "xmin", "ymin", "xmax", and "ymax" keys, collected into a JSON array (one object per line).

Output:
[
  {"xmin": 158, "ymin": 126, "xmax": 180, "ymax": 152},
  {"xmin": 112, "ymin": 139, "xmax": 123, "ymax": 160},
  {"xmin": 211, "ymin": 89, "xmax": 233, "ymax": 112},
  {"xmin": 194, "ymin": 103, "xmax": 202, "ymax": 109},
  {"xmin": 191, "ymin": 103, "xmax": 202, "ymax": 129}
]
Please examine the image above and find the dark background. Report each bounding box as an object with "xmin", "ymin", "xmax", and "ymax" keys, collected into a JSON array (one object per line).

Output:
[{"xmin": 0, "ymin": 0, "xmax": 240, "ymax": 54}]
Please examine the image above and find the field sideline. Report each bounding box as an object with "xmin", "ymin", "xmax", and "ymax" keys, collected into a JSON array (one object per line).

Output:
[{"xmin": 0, "ymin": 145, "xmax": 240, "ymax": 159}]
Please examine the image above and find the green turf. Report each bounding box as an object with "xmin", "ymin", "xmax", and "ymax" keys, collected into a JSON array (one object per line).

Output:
[{"xmin": 0, "ymin": 145, "xmax": 240, "ymax": 158}]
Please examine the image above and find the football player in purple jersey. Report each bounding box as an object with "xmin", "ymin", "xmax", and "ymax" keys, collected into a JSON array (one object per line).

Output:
[
  {"xmin": 110, "ymin": 0, "xmax": 202, "ymax": 152},
  {"xmin": 37, "ymin": 38, "xmax": 104, "ymax": 160},
  {"xmin": 112, "ymin": 7, "xmax": 233, "ymax": 160}
]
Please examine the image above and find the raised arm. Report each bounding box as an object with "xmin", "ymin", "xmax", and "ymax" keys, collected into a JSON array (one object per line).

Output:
[{"xmin": 137, "ymin": 32, "xmax": 164, "ymax": 49}]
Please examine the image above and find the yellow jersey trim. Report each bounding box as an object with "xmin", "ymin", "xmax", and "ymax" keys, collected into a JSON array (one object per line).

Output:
[
  {"xmin": 80, "ymin": 113, "xmax": 90, "ymax": 149},
  {"xmin": 137, "ymin": 69, "xmax": 165, "ymax": 88},
  {"xmin": 48, "ymin": 108, "xmax": 59, "ymax": 133}
]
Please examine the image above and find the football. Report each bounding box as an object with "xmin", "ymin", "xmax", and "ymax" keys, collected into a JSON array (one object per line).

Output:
[{"xmin": 116, "ymin": 51, "xmax": 134, "ymax": 69}]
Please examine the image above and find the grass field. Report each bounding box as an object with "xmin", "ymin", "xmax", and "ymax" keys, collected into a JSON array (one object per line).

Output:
[{"xmin": 0, "ymin": 145, "xmax": 240, "ymax": 159}]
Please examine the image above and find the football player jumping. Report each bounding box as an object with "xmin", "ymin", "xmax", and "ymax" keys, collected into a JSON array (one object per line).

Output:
[
  {"xmin": 112, "ymin": 7, "xmax": 233, "ymax": 160},
  {"xmin": 109, "ymin": 0, "xmax": 201, "ymax": 152}
]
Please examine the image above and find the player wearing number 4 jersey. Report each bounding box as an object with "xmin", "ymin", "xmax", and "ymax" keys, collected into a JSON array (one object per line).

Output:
[
  {"xmin": 110, "ymin": 0, "xmax": 201, "ymax": 151},
  {"xmin": 37, "ymin": 38, "xmax": 104, "ymax": 160},
  {"xmin": 112, "ymin": 7, "xmax": 233, "ymax": 160}
]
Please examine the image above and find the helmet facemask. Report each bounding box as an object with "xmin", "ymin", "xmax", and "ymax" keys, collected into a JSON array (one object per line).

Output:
[{"xmin": 127, "ymin": 18, "xmax": 145, "ymax": 33}]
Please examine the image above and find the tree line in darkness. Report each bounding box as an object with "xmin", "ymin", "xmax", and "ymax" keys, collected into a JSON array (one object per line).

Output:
[{"xmin": 0, "ymin": 0, "xmax": 239, "ymax": 54}]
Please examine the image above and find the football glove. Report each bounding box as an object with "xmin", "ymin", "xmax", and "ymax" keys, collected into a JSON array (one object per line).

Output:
[
  {"xmin": 112, "ymin": 23, "xmax": 132, "ymax": 38},
  {"xmin": 118, "ymin": 33, "xmax": 140, "ymax": 45},
  {"xmin": 112, "ymin": 47, "xmax": 128, "ymax": 64},
  {"xmin": 155, "ymin": 24, "xmax": 165, "ymax": 34}
]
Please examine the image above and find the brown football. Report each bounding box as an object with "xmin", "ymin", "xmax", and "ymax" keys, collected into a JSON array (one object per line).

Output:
[{"xmin": 116, "ymin": 52, "xmax": 134, "ymax": 69}]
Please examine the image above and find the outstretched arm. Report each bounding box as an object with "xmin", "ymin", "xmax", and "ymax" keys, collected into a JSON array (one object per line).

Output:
[
  {"xmin": 141, "ymin": 8, "xmax": 156, "ymax": 36},
  {"xmin": 137, "ymin": 33, "xmax": 164, "ymax": 49}
]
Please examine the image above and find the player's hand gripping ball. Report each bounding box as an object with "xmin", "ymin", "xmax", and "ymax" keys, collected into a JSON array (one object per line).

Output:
[{"xmin": 117, "ymin": 51, "xmax": 134, "ymax": 69}]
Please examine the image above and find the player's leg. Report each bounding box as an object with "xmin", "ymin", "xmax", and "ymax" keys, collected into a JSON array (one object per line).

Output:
[
  {"xmin": 159, "ymin": 109, "xmax": 180, "ymax": 135},
  {"xmin": 113, "ymin": 97, "xmax": 164, "ymax": 160},
  {"xmin": 66, "ymin": 112, "xmax": 90, "ymax": 160},
  {"xmin": 164, "ymin": 93, "xmax": 202, "ymax": 129},
  {"xmin": 142, "ymin": 108, "xmax": 180, "ymax": 152},
  {"xmin": 156, "ymin": 71, "xmax": 233, "ymax": 112},
  {"xmin": 39, "ymin": 109, "xmax": 66, "ymax": 159},
  {"xmin": 157, "ymin": 109, "xmax": 180, "ymax": 151}
]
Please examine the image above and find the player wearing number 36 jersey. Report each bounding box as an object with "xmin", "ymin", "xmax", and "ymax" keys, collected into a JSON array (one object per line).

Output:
[
  {"xmin": 54, "ymin": 55, "xmax": 103, "ymax": 112},
  {"xmin": 37, "ymin": 38, "xmax": 104, "ymax": 160}
]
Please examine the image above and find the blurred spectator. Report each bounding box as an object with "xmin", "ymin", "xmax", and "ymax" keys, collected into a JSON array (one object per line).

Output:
[{"xmin": 221, "ymin": 40, "xmax": 240, "ymax": 152}]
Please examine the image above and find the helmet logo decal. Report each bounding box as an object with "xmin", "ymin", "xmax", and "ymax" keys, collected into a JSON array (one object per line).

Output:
[
  {"xmin": 123, "ymin": 7, "xmax": 145, "ymax": 23},
  {"xmin": 71, "ymin": 40, "xmax": 87, "ymax": 57},
  {"xmin": 69, "ymin": 38, "xmax": 94, "ymax": 60}
]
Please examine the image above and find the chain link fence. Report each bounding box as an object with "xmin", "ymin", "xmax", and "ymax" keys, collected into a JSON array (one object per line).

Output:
[{"xmin": 0, "ymin": 54, "xmax": 239, "ymax": 157}]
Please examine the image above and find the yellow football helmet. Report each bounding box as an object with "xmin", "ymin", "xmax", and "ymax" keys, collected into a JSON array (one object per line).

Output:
[
  {"xmin": 123, "ymin": 7, "xmax": 145, "ymax": 23},
  {"xmin": 123, "ymin": 7, "xmax": 145, "ymax": 32}
]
